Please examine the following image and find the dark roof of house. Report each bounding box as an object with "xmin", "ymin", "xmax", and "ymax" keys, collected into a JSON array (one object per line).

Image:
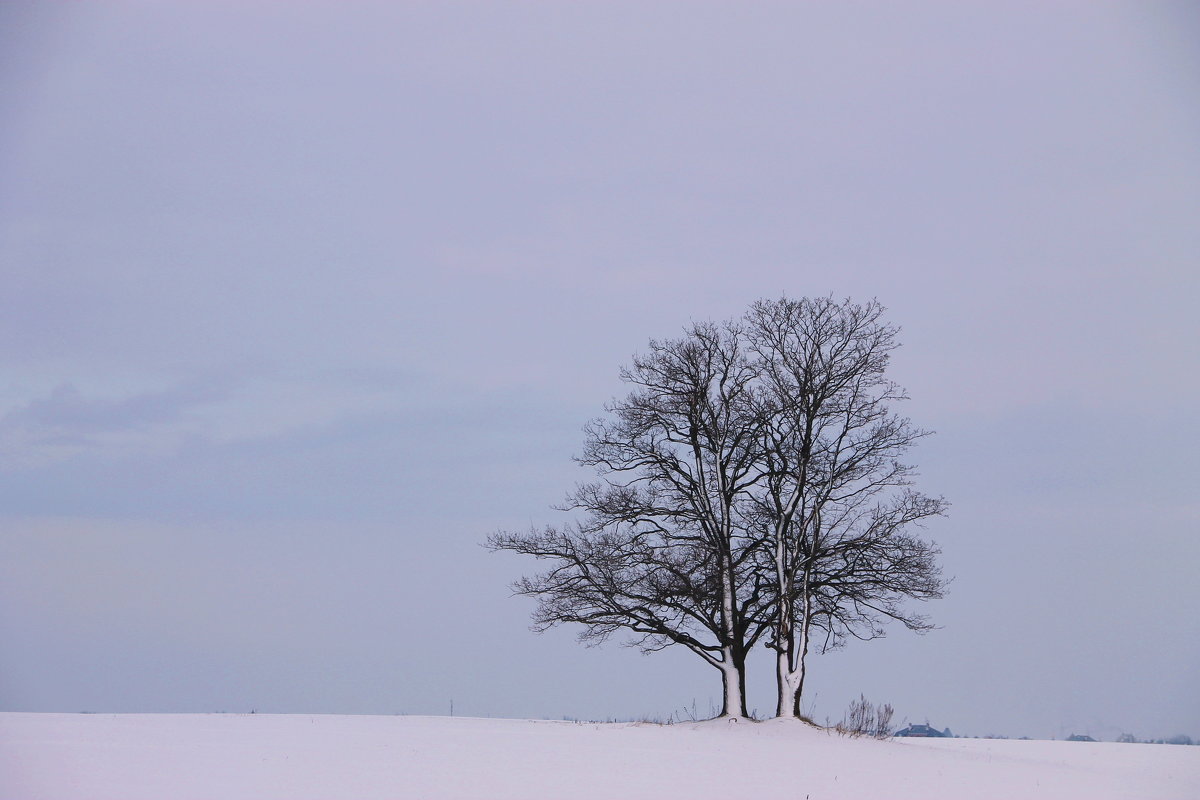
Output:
[{"xmin": 894, "ymin": 724, "xmax": 948, "ymax": 737}]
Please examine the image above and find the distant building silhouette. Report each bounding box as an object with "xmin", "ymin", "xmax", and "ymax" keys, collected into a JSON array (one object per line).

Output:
[
  {"xmin": 1066, "ymin": 734, "xmax": 1096, "ymax": 742},
  {"xmin": 894, "ymin": 723, "xmax": 951, "ymax": 738}
]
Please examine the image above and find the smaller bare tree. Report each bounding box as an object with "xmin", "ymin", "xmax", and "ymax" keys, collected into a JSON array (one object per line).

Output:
[{"xmin": 744, "ymin": 297, "xmax": 947, "ymax": 719}]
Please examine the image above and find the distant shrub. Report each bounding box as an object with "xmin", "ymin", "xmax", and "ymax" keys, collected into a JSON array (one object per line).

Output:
[{"xmin": 835, "ymin": 694, "xmax": 894, "ymax": 739}]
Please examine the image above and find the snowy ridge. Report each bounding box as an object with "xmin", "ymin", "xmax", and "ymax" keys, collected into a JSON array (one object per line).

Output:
[{"xmin": 2, "ymin": 713, "xmax": 1196, "ymax": 799}]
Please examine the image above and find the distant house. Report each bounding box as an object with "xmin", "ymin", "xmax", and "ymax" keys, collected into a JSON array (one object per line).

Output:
[
  {"xmin": 1066, "ymin": 734, "xmax": 1096, "ymax": 742},
  {"xmin": 894, "ymin": 724, "xmax": 951, "ymax": 738}
]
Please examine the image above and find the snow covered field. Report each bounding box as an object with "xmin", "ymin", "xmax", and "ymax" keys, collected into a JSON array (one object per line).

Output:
[{"xmin": 2, "ymin": 713, "xmax": 1196, "ymax": 799}]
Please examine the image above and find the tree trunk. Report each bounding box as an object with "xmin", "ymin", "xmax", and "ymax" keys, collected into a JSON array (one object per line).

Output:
[
  {"xmin": 775, "ymin": 569, "xmax": 811, "ymax": 719},
  {"xmin": 717, "ymin": 645, "xmax": 749, "ymax": 718},
  {"xmin": 773, "ymin": 536, "xmax": 797, "ymax": 718},
  {"xmin": 775, "ymin": 650, "xmax": 800, "ymax": 718},
  {"xmin": 792, "ymin": 609, "xmax": 811, "ymax": 718},
  {"xmin": 715, "ymin": 543, "xmax": 749, "ymax": 719}
]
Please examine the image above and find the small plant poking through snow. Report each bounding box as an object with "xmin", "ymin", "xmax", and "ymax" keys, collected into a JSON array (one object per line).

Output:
[{"xmin": 835, "ymin": 694, "xmax": 894, "ymax": 739}]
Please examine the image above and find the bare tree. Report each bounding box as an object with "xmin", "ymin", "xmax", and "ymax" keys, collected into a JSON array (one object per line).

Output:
[
  {"xmin": 490, "ymin": 321, "xmax": 772, "ymax": 718},
  {"xmin": 744, "ymin": 297, "xmax": 947, "ymax": 719},
  {"xmin": 491, "ymin": 298, "xmax": 946, "ymax": 720}
]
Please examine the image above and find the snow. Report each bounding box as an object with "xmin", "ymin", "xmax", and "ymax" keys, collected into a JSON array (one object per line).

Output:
[{"xmin": 2, "ymin": 713, "xmax": 1196, "ymax": 799}]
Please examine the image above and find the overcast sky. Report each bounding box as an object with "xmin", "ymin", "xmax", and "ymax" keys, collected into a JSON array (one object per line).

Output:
[{"xmin": 1, "ymin": 1, "xmax": 1197, "ymax": 740}]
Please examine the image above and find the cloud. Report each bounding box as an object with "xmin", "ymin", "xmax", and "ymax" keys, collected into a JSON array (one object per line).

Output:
[
  {"xmin": 4, "ymin": 380, "xmax": 228, "ymax": 435},
  {"xmin": 0, "ymin": 377, "xmax": 237, "ymax": 471}
]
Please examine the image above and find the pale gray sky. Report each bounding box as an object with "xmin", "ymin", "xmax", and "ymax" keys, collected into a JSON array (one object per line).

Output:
[{"xmin": 1, "ymin": 1, "xmax": 1197, "ymax": 739}]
